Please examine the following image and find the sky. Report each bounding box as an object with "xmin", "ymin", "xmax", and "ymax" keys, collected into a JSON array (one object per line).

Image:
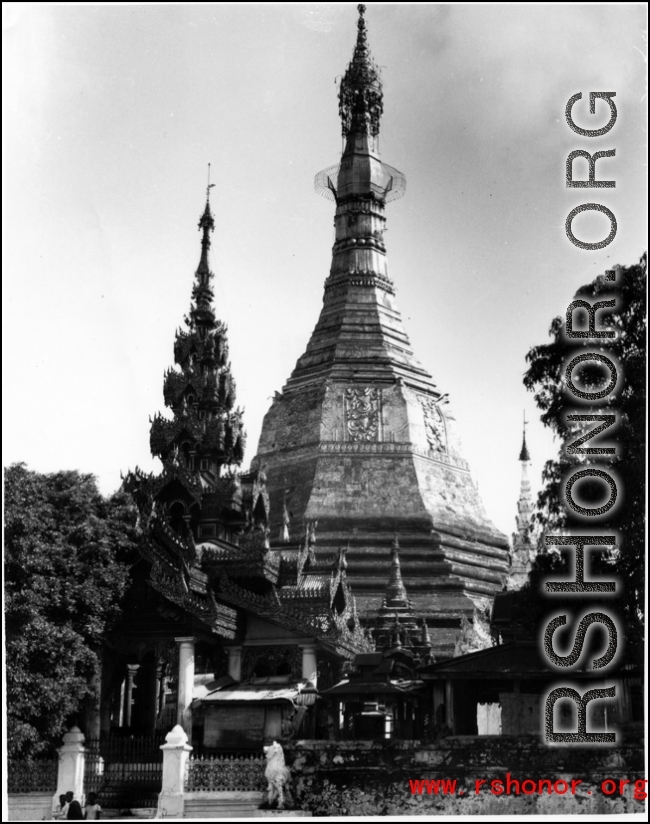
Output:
[{"xmin": 2, "ymin": 3, "xmax": 647, "ymax": 537}]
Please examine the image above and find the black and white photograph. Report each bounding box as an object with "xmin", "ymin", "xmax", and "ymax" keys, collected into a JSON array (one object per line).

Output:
[{"xmin": 3, "ymin": 3, "xmax": 647, "ymax": 820}]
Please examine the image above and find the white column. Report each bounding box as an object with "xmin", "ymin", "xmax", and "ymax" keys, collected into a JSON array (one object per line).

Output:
[
  {"xmin": 301, "ymin": 645, "xmax": 317, "ymax": 687},
  {"xmin": 53, "ymin": 726, "xmax": 85, "ymax": 815},
  {"xmin": 226, "ymin": 646, "xmax": 242, "ymax": 682},
  {"xmin": 175, "ymin": 636, "xmax": 195, "ymax": 736},
  {"xmin": 158, "ymin": 724, "xmax": 192, "ymax": 819}
]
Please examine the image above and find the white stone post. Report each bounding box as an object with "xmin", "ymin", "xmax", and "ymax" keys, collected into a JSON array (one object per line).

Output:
[
  {"xmin": 301, "ymin": 645, "xmax": 318, "ymax": 687},
  {"xmin": 226, "ymin": 645, "xmax": 242, "ymax": 681},
  {"xmin": 158, "ymin": 724, "xmax": 192, "ymax": 819},
  {"xmin": 53, "ymin": 726, "xmax": 85, "ymax": 815},
  {"xmin": 175, "ymin": 636, "xmax": 195, "ymax": 736}
]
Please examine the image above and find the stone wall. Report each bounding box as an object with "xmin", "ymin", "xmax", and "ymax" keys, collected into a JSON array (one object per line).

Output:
[
  {"xmin": 284, "ymin": 738, "xmax": 646, "ymax": 816},
  {"xmin": 500, "ymin": 693, "xmax": 541, "ymax": 735},
  {"xmin": 6, "ymin": 792, "xmax": 52, "ymax": 822}
]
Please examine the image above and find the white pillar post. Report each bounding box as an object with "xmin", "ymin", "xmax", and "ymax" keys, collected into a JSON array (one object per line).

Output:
[
  {"xmin": 158, "ymin": 724, "xmax": 192, "ymax": 819},
  {"xmin": 53, "ymin": 726, "xmax": 85, "ymax": 815},
  {"xmin": 301, "ymin": 645, "xmax": 318, "ymax": 687},
  {"xmin": 226, "ymin": 646, "xmax": 242, "ymax": 682},
  {"xmin": 175, "ymin": 636, "xmax": 195, "ymax": 736}
]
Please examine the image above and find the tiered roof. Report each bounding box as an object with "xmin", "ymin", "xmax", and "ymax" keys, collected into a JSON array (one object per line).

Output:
[{"xmin": 124, "ymin": 195, "xmax": 371, "ymax": 660}]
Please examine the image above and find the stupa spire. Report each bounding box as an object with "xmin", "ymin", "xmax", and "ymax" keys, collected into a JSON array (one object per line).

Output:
[
  {"xmin": 508, "ymin": 413, "xmax": 535, "ymax": 589},
  {"xmin": 519, "ymin": 412, "xmax": 531, "ymax": 463},
  {"xmin": 192, "ymin": 165, "xmax": 217, "ymax": 326},
  {"xmin": 339, "ymin": 4, "xmax": 383, "ymax": 143},
  {"xmin": 150, "ymin": 186, "xmax": 245, "ymax": 479},
  {"xmin": 515, "ymin": 414, "xmax": 533, "ymax": 534}
]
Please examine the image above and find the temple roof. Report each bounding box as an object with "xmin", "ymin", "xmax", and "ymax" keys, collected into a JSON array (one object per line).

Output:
[
  {"xmin": 419, "ymin": 641, "xmax": 644, "ymax": 679},
  {"xmin": 200, "ymin": 682, "xmax": 302, "ymax": 704}
]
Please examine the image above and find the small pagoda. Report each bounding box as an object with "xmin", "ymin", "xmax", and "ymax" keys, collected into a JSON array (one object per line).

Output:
[{"xmin": 507, "ymin": 417, "xmax": 536, "ymax": 590}]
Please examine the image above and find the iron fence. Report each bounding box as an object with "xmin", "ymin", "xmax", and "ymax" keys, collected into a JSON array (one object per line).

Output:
[
  {"xmin": 7, "ymin": 758, "xmax": 57, "ymax": 794},
  {"xmin": 84, "ymin": 735, "xmax": 164, "ymax": 810},
  {"xmin": 186, "ymin": 751, "xmax": 266, "ymax": 792}
]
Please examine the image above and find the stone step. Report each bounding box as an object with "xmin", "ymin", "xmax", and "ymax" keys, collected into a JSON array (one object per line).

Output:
[
  {"xmin": 183, "ymin": 792, "xmax": 312, "ymax": 819},
  {"xmin": 184, "ymin": 791, "xmax": 263, "ymax": 819}
]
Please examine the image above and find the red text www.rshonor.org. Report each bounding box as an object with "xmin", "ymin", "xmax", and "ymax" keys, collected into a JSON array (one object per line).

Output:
[{"xmin": 408, "ymin": 775, "xmax": 647, "ymax": 800}]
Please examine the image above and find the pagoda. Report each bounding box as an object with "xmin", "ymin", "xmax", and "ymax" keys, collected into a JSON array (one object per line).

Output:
[
  {"xmin": 115, "ymin": 188, "xmax": 371, "ymax": 753},
  {"xmin": 251, "ymin": 5, "xmax": 509, "ymax": 655},
  {"xmin": 507, "ymin": 416, "xmax": 536, "ymax": 590}
]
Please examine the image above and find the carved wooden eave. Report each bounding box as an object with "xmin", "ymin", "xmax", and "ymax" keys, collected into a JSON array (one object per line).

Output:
[
  {"xmin": 134, "ymin": 505, "xmax": 371, "ymax": 657},
  {"xmin": 239, "ymin": 469, "xmax": 270, "ymax": 523},
  {"xmin": 163, "ymin": 369, "xmax": 208, "ymax": 408},
  {"xmin": 150, "ymin": 410, "xmax": 205, "ymax": 457},
  {"xmin": 148, "ymin": 548, "xmax": 238, "ymax": 640},
  {"xmin": 173, "ymin": 320, "xmax": 228, "ymax": 366},
  {"xmin": 215, "ymin": 573, "xmax": 372, "ymax": 658},
  {"xmin": 148, "ymin": 461, "xmax": 204, "ymax": 505},
  {"xmin": 201, "ymin": 542, "xmax": 281, "ymax": 587}
]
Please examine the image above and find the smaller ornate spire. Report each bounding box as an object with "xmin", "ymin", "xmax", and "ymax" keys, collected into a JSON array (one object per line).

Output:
[
  {"xmin": 190, "ymin": 178, "xmax": 218, "ymax": 330},
  {"xmin": 384, "ymin": 534, "xmax": 410, "ymax": 608},
  {"xmin": 519, "ymin": 412, "xmax": 531, "ymax": 462},
  {"xmin": 197, "ymin": 200, "xmax": 215, "ymax": 277},
  {"xmin": 196, "ymin": 164, "xmax": 216, "ymax": 276},
  {"xmin": 279, "ymin": 489, "xmax": 291, "ymax": 543},
  {"xmin": 508, "ymin": 412, "xmax": 535, "ymax": 590},
  {"xmin": 421, "ymin": 618, "xmax": 431, "ymax": 647}
]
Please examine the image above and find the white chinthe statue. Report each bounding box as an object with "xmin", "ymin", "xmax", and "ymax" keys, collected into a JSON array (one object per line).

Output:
[{"xmin": 262, "ymin": 740, "xmax": 293, "ymax": 809}]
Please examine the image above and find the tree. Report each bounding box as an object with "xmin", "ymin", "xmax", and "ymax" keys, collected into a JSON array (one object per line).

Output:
[
  {"xmin": 522, "ymin": 253, "xmax": 646, "ymax": 664},
  {"xmin": 4, "ymin": 464, "xmax": 138, "ymax": 759}
]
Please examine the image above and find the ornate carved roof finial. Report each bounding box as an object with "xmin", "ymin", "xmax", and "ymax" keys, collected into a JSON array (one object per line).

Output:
[
  {"xmin": 306, "ymin": 520, "xmax": 318, "ymax": 565},
  {"xmin": 339, "ymin": 3, "xmax": 383, "ymax": 138},
  {"xmin": 384, "ymin": 533, "xmax": 410, "ymax": 608},
  {"xmin": 357, "ymin": 4, "xmax": 367, "ymax": 42},
  {"xmin": 196, "ymin": 165, "xmax": 217, "ymax": 279},
  {"xmin": 206, "ymin": 162, "xmax": 215, "ymax": 202},
  {"xmin": 279, "ymin": 488, "xmax": 291, "ymax": 543},
  {"xmin": 421, "ymin": 618, "xmax": 431, "ymax": 647},
  {"xmin": 519, "ymin": 412, "xmax": 531, "ymax": 462}
]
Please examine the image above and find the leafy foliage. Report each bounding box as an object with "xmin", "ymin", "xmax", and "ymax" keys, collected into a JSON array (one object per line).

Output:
[
  {"xmin": 4, "ymin": 464, "xmax": 138, "ymax": 758},
  {"xmin": 522, "ymin": 254, "xmax": 646, "ymax": 664}
]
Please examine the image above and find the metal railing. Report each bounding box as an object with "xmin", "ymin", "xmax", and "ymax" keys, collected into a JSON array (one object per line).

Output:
[
  {"xmin": 84, "ymin": 736, "xmax": 164, "ymax": 809},
  {"xmin": 186, "ymin": 751, "xmax": 266, "ymax": 792},
  {"xmin": 7, "ymin": 758, "xmax": 57, "ymax": 794}
]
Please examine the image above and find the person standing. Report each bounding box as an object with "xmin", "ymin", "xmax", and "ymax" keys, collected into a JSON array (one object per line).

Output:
[
  {"xmin": 83, "ymin": 792, "xmax": 102, "ymax": 820},
  {"xmin": 54, "ymin": 794, "xmax": 69, "ymax": 820},
  {"xmin": 64, "ymin": 791, "xmax": 84, "ymax": 821}
]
